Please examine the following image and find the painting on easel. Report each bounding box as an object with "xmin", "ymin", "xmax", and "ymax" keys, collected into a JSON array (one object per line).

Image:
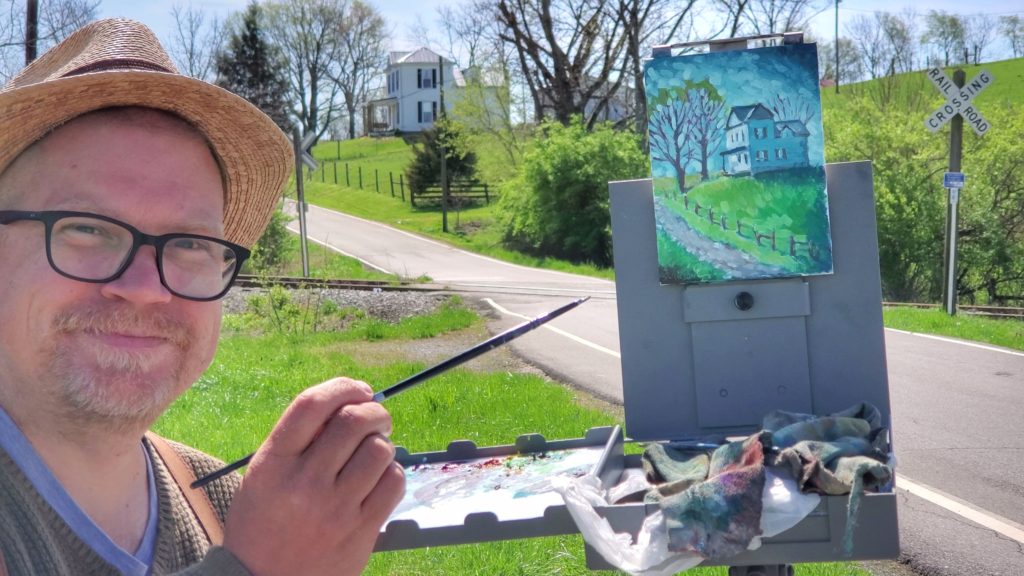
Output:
[{"xmin": 644, "ymin": 41, "xmax": 833, "ymax": 284}]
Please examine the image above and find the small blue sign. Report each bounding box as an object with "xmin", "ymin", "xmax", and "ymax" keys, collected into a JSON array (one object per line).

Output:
[{"xmin": 944, "ymin": 172, "xmax": 965, "ymax": 188}]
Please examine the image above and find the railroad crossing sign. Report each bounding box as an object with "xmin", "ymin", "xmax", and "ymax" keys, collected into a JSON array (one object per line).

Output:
[
  {"xmin": 924, "ymin": 67, "xmax": 994, "ymax": 136},
  {"xmin": 299, "ymin": 131, "xmax": 319, "ymax": 172}
]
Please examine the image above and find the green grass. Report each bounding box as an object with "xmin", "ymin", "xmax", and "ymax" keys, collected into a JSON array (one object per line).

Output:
[
  {"xmin": 298, "ymin": 157, "xmax": 614, "ymax": 280},
  {"xmin": 155, "ymin": 295, "xmax": 870, "ymax": 575},
  {"xmin": 658, "ymin": 168, "xmax": 832, "ymax": 276},
  {"xmin": 884, "ymin": 306, "xmax": 1024, "ymax": 352},
  {"xmin": 274, "ymin": 231, "xmax": 397, "ymax": 281}
]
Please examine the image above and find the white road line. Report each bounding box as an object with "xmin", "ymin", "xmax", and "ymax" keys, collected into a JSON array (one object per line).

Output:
[
  {"xmin": 285, "ymin": 226, "xmax": 394, "ymax": 274},
  {"xmin": 886, "ymin": 328, "xmax": 1024, "ymax": 358},
  {"xmin": 896, "ymin": 473, "xmax": 1024, "ymax": 544},
  {"xmin": 484, "ymin": 298, "xmax": 621, "ymax": 359}
]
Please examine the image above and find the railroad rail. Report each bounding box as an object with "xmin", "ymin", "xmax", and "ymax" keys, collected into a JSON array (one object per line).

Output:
[
  {"xmin": 884, "ymin": 301, "xmax": 1024, "ymax": 320},
  {"xmin": 234, "ymin": 278, "xmax": 1023, "ymax": 319},
  {"xmin": 233, "ymin": 275, "xmax": 436, "ymax": 292}
]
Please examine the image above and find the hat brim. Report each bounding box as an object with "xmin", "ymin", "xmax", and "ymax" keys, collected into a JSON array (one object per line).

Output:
[{"xmin": 0, "ymin": 70, "xmax": 294, "ymax": 248}]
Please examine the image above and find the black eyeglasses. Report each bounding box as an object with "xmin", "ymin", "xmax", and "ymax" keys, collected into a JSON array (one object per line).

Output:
[{"xmin": 0, "ymin": 210, "xmax": 249, "ymax": 302}]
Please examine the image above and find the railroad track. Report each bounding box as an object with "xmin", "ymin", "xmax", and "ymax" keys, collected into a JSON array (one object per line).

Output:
[
  {"xmin": 884, "ymin": 301, "xmax": 1024, "ymax": 320},
  {"xmin": 234, "ymin": 274, "xmax": 436, "ymax": 292},
  {"xmin": 236, "ymin": 278, "xmax": 1023, "ymax": 319}
]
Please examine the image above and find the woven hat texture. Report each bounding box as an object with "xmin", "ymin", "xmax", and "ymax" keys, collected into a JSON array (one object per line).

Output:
[{"xmin": 0, "ymin": 18, "xmax": 293, "ymax": 248}]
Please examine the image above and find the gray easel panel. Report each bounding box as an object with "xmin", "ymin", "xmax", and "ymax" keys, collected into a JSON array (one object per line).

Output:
[{"xmin": 609, "ymin": 161, "xmax": 892, "ymax": 441}]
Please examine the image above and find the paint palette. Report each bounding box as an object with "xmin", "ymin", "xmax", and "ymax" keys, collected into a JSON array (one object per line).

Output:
[
  {"xmin": 375, "ymin": 426, "xmax": 619, "ymax": 551},
  {"xmin": 389, "ymin": 448, "xmax": 603, "ymax": 529}
]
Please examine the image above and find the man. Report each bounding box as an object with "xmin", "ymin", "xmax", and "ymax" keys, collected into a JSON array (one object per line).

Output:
[{"xmin": 0, "ymin": 19, "xmax": 405, "ymax": 576}]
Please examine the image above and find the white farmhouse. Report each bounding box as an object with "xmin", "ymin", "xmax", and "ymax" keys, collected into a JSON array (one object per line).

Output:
[{"xmin": 363, "ymin": 47, "xmax": 504, "ymax": 135}]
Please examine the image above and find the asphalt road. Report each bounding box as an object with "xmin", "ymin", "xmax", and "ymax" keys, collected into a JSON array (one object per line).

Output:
[{"xmin": 289, "ymin": 202, "xmax": 1024, "ymax": 575}]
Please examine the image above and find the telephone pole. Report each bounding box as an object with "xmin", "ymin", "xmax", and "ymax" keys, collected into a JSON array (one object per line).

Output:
[{"xmin": 25, "ymin": 0, "xmax": 39, "ymax": 65}]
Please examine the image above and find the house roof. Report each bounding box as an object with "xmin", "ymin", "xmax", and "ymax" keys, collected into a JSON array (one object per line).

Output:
[
  {"xmin": 390, "ymin": 47, "xmax": 448, "ymax": 65},
  {"xmin": 775, "ymin": 120, "xmax": 810, "ymax": 137},
  {"xmin": 727, "ymin": 103, "xmax": 774, "ymax": 127}
]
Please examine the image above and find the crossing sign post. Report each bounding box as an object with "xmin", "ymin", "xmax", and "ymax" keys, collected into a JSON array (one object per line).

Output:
[
  {"xmin": 293, "ymin": 128, "xmax": 315, "ymax": 277},
  {"xmin": 925, "ymin": 67, "xmax": 994, "ymax": 316}
]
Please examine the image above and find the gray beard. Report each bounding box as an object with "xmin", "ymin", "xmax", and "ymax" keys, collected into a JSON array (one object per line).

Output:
[{"xmin": 48, "ymin": 306, "xmax": 193, "ymax": 434}]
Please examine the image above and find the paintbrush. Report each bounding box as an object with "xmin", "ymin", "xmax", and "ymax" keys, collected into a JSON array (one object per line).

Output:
[{"xmin": 190, "ymin": 296, "xmax": 590, "ymax": 489}]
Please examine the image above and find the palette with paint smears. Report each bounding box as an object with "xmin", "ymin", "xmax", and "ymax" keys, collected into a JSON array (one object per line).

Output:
[{"xmin": 375, "ymin": 427, "xmax": 620, "ymax": 550}]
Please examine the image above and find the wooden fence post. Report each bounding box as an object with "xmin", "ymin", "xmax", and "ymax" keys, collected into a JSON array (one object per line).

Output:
[
  {"xmin": 333, "ymin": 161, "xmax": 338, "ymax": 185},
  {"xmin": 399, "ymin": 174, "xmax": 405, "ymax": 202},
  {"xmin": 358, "ymin": 166, "xmax": 363, "ymax": 189},
  {"xmin": 345, "ymin": 163, "xmax": 350, "ymax": 187},
  {"xmin": 390, "ymin": 172, "xmax": 395, "ymax": 197},
  {"xmin": 375, "ymin": 169, "xmax": 379, "ymax": 193}
]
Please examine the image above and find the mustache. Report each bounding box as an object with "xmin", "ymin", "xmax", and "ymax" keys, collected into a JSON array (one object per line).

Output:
[{"xmin": 53, "ymin": 306, "xmax": 191, "ymax": 349}]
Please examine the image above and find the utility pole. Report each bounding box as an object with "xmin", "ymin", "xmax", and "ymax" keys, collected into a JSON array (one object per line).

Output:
[
  {"xmin": 438, "ymin": 54, "xmax": 449, "ymax": 233},
  {"xmin": 834, "ymin": 0, "xmax": 840, "ymax": 94},
  {"xmin": 25, "ymin": 0, "xmax": 39, "ymax": 65}
]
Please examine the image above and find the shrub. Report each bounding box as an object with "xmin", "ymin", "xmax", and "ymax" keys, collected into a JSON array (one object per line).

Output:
[
  {"xmin": 249, "ymin": 207, "xmax": 291, "ymax": 273},
  {"xmin": 499, "ymin": 117, "xmax": 649, "ymax": 267}
]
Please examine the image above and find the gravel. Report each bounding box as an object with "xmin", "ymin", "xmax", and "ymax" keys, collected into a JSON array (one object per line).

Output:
[{"xmin": 221, "ymin": 286, "xmax": 452, "ymax": 323}]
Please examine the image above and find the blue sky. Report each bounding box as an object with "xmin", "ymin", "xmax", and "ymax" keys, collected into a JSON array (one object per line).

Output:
[{"xmin": 100, "ymin": 0, "xmax": 1024, "ymax": 60}]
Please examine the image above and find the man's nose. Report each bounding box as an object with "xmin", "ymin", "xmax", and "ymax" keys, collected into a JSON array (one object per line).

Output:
[{"xmin": 98, "ymin": 245, "xmax": 173, "ymax": 304}]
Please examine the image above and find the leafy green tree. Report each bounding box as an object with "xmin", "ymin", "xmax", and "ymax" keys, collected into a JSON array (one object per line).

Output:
[
  {"xmin": 405, "ymin": 119, "xmax": 478, "ymax": 195},
  {"xmin": 216, "ymin": 2, "xmax": 293, "ymax": 133},
  {"xmin": 499, "ymin": 118, "xmax": 649, "ymax": 267}
]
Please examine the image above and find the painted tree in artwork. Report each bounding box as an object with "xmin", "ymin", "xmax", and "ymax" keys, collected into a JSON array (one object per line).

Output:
[
  {"xmin": 686, "ymin": 81, "xmax": 726, "ymax": 181},
  {"xmin": 648, "ymin": 87, "xmax": 696, "ymax": 195}
]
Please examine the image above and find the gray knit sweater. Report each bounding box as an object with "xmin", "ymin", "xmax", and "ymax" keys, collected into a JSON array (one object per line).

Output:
[{"xmin": 0, "ymin": 437, "xmax": 251, "ymax": 575}]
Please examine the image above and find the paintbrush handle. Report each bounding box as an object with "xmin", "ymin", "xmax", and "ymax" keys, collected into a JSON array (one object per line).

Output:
[{"xmin": 191, "ymin": 297, "xmax": 589, "ymax": 489}]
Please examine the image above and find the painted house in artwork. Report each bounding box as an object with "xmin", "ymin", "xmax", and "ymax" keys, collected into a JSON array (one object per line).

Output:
[{"xmin": 720, "ymin": 104, "xmax": 810, "ymax": 176}]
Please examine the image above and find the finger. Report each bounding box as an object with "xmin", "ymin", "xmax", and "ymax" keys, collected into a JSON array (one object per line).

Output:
[
  {"xmin": 333, "ymin": 433, "xmax": 397, "ymax": 501},
  {"xmin": 360, "ymin": 461, "xmax": 407, "ymax": 527},
  {"xmin": 263, "ymin": 377, "xmax": 374, "ymax": 457},
  {"xmin": 304, "ymin": 401, "xmax": 393, "ymax": 474}
]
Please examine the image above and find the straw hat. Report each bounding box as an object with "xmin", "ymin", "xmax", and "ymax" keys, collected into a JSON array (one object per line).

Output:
[{"xmin": 0, "ymin": 18, "xmax": 294, "ymax": 248}]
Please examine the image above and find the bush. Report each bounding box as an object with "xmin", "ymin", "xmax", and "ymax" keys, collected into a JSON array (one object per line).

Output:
[
  {"xmin": 249, "ymin": 207, "xmax": 291, "ymax": 273},
  {"xmin": 499, "ymin": 117, "xmax": 649, "ymax": 267}
]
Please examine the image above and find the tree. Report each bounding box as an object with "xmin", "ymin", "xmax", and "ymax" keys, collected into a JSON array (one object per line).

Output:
[
  {"xmin": 687, "ymin": 83, "xmax": 725, "ymax": 181},
  {"xmin": 620, "ymin": 0, "xmax": 699, "ymax": 137},
  {"xmin": 647, "ymin": 87, "xmax": 695, "ymax": 194},
  {"xmin": 879, "ymin": 10, "xmax": 916, "ymax": 75},
  {"xmin": 818, "ymin": 37, "xmax": 864, "ymax": 84},
  {"xmin": 329, "ymin": 0, "xmax": 386, "ymax": 140},
  {"xmin": 264, "ymin": 0, "xmax": 344, "ymax": 140},
  {"xmin": 216, "ymin": 2, "xmax": 292, "ymax": 133},
  {"xmin": 963, "ymin": 14, "xmax": 995, "ymax": 65},
  {"xmin": 169, "ymin": 3, "xmax": 222, "ymax": 81},
  {"xmin": 921, "ymin": 10, "xmax": 964, "ymax": 67},
  {"xmin": 0, "ymin": 0, "xmax": 98, "ymax": 80},
  {"xmin": 711, "ymin": 0, "xmax": 825, "ymax": 36},
  {"xmin": 495, "ymin": 0, "xmax": 629, "ymax": 128},
  {"xmin": 1000, "ymin": 15, "xmax": 1024, "ymax": 58},
  {"xmin": 405, "ymin": 119, "xmax": 478, "ymax": 195},
  {"xmin": 847, "ymin": 14, "xmax": 888, "ymax": 80}
]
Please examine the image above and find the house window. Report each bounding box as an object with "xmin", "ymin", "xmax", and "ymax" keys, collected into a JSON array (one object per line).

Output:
[
  {"xmin": 756, "ymin": 150, "xmax": 768, "ymax": 161},
  {"xmin": 417, "ymin": 68, "xmax": 437, "ymax": 89},
  {"xmin": 418, "ymin": 101, "xmax": 437, "ymax": 123},
  {"xmin": 775, "ymin": 148, "xmax": 787, "ymax": 160},
  {"xmin": 743, "ymin": 153, "xmax": 748, "ymax": 164}
]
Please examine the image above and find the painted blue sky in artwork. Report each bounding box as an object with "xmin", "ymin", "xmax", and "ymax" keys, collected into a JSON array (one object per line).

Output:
[{"xmin": 644, "ymin": 43, "xmax": 824, "ymax": 178}]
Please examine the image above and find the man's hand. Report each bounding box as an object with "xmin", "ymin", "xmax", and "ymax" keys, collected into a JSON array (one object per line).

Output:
[{"xmin": 222, "ymin": 377, "xmax": 406, "ymax": 576}]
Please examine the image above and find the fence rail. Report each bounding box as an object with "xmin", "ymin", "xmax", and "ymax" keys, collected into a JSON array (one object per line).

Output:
[{"xmin": 413, "ymin": 182, "xmax": 492, "ymax": 207}]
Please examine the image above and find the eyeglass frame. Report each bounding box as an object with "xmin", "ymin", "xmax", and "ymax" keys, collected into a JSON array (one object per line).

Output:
[{"xmin": 0, "ymin": 209, "xmax": 250, "ymax": 302}]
